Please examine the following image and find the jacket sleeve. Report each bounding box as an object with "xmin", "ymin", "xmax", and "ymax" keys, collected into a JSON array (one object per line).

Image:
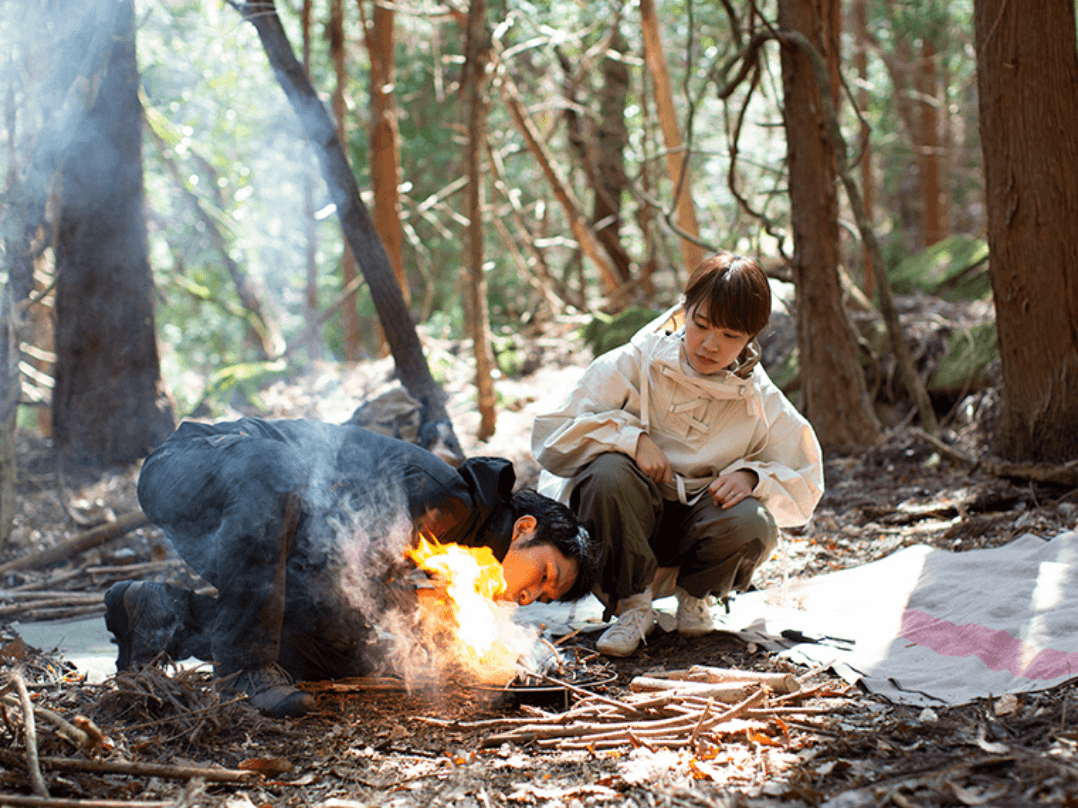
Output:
[
  {"xmin": 411, "ymin": 456, "xmax": 517, "ymax": 561},
  {"xmin": 729, "ymin": 374, "xmax": 824, "ymax": 528},
  {"xmin": 530, "ymin": 342, "xmax": 649, "ymax": 478}
]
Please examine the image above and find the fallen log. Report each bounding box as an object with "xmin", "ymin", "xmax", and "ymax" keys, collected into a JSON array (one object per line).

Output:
[
  {"xmin": 0, "ymin": 512, "xmax": 149, "ymax": 574},
  {"xmin": 0, "ymin": 596, "xmax": 104, "ymax": 618},
  {"xmin": 652, "ymin": 665, "xmax": 800, "ymax": 694},
  {"xmin": 0, "ymin": 590, "xmax": 106, "ymax": 601},
  {"xmin": 14, "ymin": 605, "xmax": 106, "ymax": 621},
  {"xmin": 628, "ymin": 676, "xmax": 758, "ymax": 702}
]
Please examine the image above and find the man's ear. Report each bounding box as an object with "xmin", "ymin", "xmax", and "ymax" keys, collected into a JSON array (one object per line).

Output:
[{"xmin": 510, "ymin": 514, "xmax": 537, "ymax": 544}]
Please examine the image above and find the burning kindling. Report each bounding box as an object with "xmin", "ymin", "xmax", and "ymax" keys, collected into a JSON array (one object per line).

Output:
[{"xmin": 405, "ymin": 535, "xmax": 542, "ymax": 686}]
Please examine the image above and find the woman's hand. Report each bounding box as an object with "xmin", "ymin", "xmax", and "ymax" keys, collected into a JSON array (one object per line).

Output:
[
  {"xmin": 634, "ymin": 433, "xmax": 673, "ymax": 485},
  {"xmin": 709, "ymin": 469, "xmax": 758, "ymax": 509}
]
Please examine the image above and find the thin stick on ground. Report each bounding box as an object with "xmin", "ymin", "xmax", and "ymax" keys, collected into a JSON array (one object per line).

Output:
[{"xmin": 10, "ymin": 672, "xmax": 49, "ymax": 797}]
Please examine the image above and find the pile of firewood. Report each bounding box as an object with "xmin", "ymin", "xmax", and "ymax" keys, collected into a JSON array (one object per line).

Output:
[{"xmin": 449, "ymin": 665, "xmax": 849, "ymax": 752}]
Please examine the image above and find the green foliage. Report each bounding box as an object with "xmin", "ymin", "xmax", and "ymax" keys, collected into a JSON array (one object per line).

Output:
[
  {"xmin": 889, "ymin": 235, "xmax": 990, "ymax": 301},
  {"xmin": 492, "ymin": 331, "xmax": 526, "ymax": 378},
  {"xmin": 582, "ymin": 308, "xmax": 660, "ymax": 357},
  {"xmin": 0, "ymin": 0, "xmax": 996, "ymax": 424},
  {"xmin": 928, "ymin": 322, "xmax": 998, "ymax": 395},
  {"xmin": 195, "ymin": 359, "xmax": 289, "ymax": 417}
]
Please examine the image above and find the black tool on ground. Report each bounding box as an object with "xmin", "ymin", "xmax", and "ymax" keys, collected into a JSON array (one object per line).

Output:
[{"xmin": 781, "ymin": 629, "xmax": 855, "ymax": 649}]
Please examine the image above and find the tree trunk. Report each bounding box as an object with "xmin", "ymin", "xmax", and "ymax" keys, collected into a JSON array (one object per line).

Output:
[
  {"xmin": 301, "ymin": 0, "xmax": 323, "ymax": 360},
  {"xmin": 462, "ymin": 0, "xmax": 497, "ymax": 441},
  {"xmin": 593, "ymin": 28, "xmax": 634, "ymax": 284},
  {"xmin": 919, "ymin": 37, "xmax": 943, "ymax": 246},
  {"xmin": 237, "ymin": 0, "xmax": 454, "ymax": 428},
  {"xmin": 0, "ymin": 188, "xmax": 41, "ymax": 545},
  {"xmin": 778, "ymin": 0, "xmax": 881, "ymax": 454},
  {"xmin": 853, "ymin": 0, "xmax": 875, "ymax": 298},
  {"xmin": 52, "ymin": 0, "xmax": 175, "ymax": 467},
  {"xmin": 329, "ymin": 0, "xmax": 363, "ymax": 361},
  {"xmin": 639, "ymin": 0, "xmax": 704, "ymax": 278},
  {"xmin": 973, "ymin": 0, "xmax": 1078, "ymax": 462},
  {"xmin": 366, "ymin": 3, "xmax": 408, "ymax": 307}
]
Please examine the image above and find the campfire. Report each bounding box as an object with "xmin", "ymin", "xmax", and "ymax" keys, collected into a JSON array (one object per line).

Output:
[{"xmin": 405, "ymin": 534, "xmax": 539, "ymax": 687}]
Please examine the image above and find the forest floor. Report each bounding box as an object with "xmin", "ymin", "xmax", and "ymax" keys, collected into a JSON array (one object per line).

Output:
[{"xmin": 3, "ymin": 322, "xmax": 1078, "ymax": 807}]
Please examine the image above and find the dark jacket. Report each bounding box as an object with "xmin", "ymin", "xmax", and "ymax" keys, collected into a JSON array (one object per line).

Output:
[{"xmin": 135, "ymin": 417, "xmax": 519, "ymax": 679}]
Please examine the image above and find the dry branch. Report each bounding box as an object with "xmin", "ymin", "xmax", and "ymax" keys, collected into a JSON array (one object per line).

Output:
[
  {"xmin": 650, "ymin": 665, "xmax": 801, "ymax": 694},
  {"xmin": 910, "ymin": 426, "xmax": 1078, "ymax": 487},
  {"xmin": 35, "ymin": 756, "xmax": 259, "ymax": 783},
  {"xmin": 628, "ymin": 676, "xmax": 758, "ymax": 702},
  {"xmin": 0, "ymin": 512, "xmax": 148, "ymax": 574},
  {"xmin": 0, "ymin": 694, "xmax": 97, "ymax": 753},
  {"xmin": 10, "ymin": 673, "xmax": 49, "ymax": 797},
  {"xmin": 490, "ymin": 46, "xmax": 622, "ymax": 294},
  {"xmin": 0, "ymin": 796, "xmax": 179, "ymax": 808}
]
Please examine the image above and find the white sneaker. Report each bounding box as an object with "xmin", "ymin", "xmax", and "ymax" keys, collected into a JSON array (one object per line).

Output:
[
  {"xmin": 596, "ymin": 591, "xmax": 655, "ymax": 657},
  {"xmin": 675, "ymin": 587, "xmax": 714, "ymax": 636}
]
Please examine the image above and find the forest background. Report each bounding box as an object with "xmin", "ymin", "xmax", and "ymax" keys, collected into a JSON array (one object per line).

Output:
[{"xmin": 1, "ymin": 0, "xmax": 1077, "ymax": 549}]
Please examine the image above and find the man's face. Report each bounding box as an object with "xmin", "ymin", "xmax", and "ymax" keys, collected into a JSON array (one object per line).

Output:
[{"xmin": 497, "ymin": 516, "xmax": 578, "ymax": 606}]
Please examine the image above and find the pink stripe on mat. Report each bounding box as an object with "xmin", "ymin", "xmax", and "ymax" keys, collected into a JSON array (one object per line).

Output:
[{"xmin": 900, "ymin": 609, "xmax": 1078, "ymax": 681}]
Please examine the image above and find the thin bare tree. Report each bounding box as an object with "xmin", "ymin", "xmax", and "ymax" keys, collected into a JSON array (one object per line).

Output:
[{"xmin": 461, "ymin": 0, "xmax": 497, "ymax": 440}]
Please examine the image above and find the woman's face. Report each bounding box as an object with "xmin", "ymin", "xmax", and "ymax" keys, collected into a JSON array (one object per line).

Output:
[{"xmin": 682, "ymin": 302, "xmax": 752, "ymax": 375}]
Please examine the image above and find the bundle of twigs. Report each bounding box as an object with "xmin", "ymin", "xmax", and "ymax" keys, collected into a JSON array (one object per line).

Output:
[
  {"xmin": 449, "ymin": 665, "xmax": 846, "ymax": 752},
  {"xmin": 1, "ymin": 669, "xmax": 260, "ymax": 802},
  {"xmin": 95, "ymin": 664, "xmax": 256, "ymax": 746}
]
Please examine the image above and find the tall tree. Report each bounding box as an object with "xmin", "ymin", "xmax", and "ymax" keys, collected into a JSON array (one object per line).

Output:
[
  {"xmin": 556, "ymin": 25, "xmax": 633, "ymax": 285},
  {"xmin": 639, "ymin": 0, "xmax": 704, "ymax": 277},
  {"xmin": 329, "ymin": 0, "xmax": 363, "ymax": 360},
  {"xmin": 1, "ymin": 146, "xmax": 43, "ymax": 545},
  {"xmin": 461, "ymin": 0, "xmax": 497, "ymax": 440},
  {"xmin": 592, "ymin": 27, "xmax": 633, "ymax": 284},
  {"xmin": 918, "ymin": 36, "xmax": 943, "ymax": 246},
  {"xmin": 852, "ymin": 0, "xmax": 875, "ymax": 297},
  {"xmin": 364, "ymin": 1, "xmax": 408, "ymax": 307},
  {"xmin": 973, "ymin": 0, "xmax": 1078, "ymax": 462},
  {"xmin": 301, "ymin": 0, "xmax": 324, "ymax": 360},
  {"xmin": 778, "ymin": 0, "xmax": 881, "ymax": 453},
  {"xmin": 51, "ymin": 0, "xmax": 175, "ymax": 466}
]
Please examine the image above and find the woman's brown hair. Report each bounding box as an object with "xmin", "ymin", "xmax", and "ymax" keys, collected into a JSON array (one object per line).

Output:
[{"xmin": 683, "ymin": 251, "xmax": 771, "ymax": 337}]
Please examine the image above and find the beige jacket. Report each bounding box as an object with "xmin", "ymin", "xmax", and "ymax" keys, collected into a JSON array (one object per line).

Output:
[{"xmin": 531, "ymin": 305, "xmax": 824, "ymax": 528}]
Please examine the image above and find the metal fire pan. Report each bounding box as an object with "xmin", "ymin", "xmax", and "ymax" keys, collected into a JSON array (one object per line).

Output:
[{"xmin": 467, "ymin": 671, "xmax": 617, "ymax": 711}]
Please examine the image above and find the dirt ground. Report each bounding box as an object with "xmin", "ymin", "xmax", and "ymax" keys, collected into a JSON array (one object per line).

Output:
[{"xmin": 3, "ymin": 324, "xmax": 1078, "ymax": 807}]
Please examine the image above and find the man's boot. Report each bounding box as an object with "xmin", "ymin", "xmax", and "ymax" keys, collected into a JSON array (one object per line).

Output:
[
  {"xmin": 104, "ymin": 581, "xmax": 184, "ymax": 670},
  {"xmin": 104, "ymin": 581, "xmax": 214, "ymax": 670},
  {"xmin": 217, "ymin": 664, "xmax": 316, "ymax": 719}
]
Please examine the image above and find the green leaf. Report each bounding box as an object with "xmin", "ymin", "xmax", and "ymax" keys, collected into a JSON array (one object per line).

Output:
[{"xmin": 890, "ymin": 235, "xmax": 991, "ymax": 301}]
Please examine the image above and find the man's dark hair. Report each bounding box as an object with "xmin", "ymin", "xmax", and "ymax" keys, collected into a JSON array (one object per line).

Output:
[{"xmin": 510, "ymin": 487, "xmax": 598, "ymax": 602}]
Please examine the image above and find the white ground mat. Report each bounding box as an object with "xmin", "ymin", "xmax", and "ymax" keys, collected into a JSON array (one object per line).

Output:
[
  {"xmin": 747, "ymin": 531, "xmax": 1078, "ymax": 705},
  {"xmin": 519, "ymin": 531, "xmax": 1078, "ymax": 707}
]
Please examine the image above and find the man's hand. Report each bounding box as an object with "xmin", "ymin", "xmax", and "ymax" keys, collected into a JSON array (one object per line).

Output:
[
  {"xmin": 709, "ymin": 469, "xmax": 758, "ymax": 509},
  {"xmin": 634, "ymin": 433, "xmax": 672, "ymax": 484}
]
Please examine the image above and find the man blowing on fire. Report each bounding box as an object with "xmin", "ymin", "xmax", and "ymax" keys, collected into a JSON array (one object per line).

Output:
[{"xmin": 103, "ymin": 417, "xmax": 598, "ymax": 719}]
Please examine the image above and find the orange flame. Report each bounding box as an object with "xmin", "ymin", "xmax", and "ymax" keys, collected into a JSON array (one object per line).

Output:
[{"xmin": 406, "ymin": 534, "xmax": 532, "ymax": 684}]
